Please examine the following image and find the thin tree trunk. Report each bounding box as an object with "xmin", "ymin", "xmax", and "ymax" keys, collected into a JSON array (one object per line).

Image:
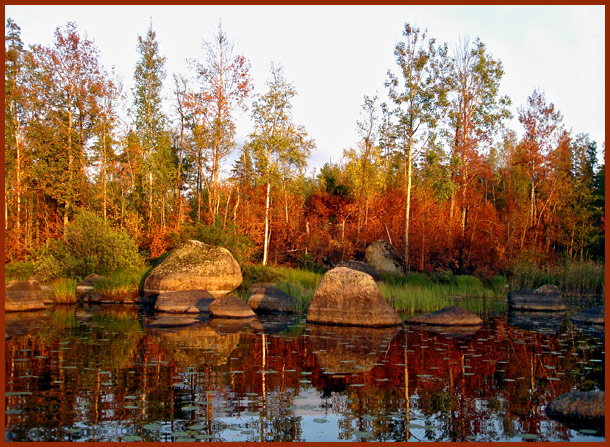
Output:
[
  {"xmin": 15, "ymin": 126, "xmax": 21, "ymax": 234},
  {"xmin": 64, "ymin": 109, "xmax": 74, "ymax": 235},
  {"xmin": 233, "ymin": 186, "xmax": 240, "ymax": 225},
  {"xmin": 102, "ymin": 121, "xmax": 107, "ymax": 221},
  {"xmin": 404, "ymin": 136, "xmax": 413, "ymax": 272},
  {"xmin": 223, "ymin": 189, "xmax": 231, "ymax": 229},
  {"xmin": 262, "ymin": 182, "xmax": 271, "ymax": 266}
]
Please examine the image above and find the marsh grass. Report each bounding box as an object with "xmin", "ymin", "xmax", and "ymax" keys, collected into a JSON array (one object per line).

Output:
[
  {"xmin": 377, "ymin": 272, "xmax": 507, "ymax": 317},
  {"xmin": 274, "ymin": 281, "xmax": 316, "ymax": 314},
  {"xmin": 236, "ymin": 264, "xmax": 323, "ymax": 307},
  {"xmin": 238, "ymin": 265, "xmax": 505, "ymax": 316},
  {"xmin": 51, "ymin": 278, "xmax": 78, "ymax": 304},
  {"xmin": 509, "ymin": 260, "xmax": 605, "ymax": 295},
  {"xmin": 92, "ymin": 269, "xmax": 147, "ymax": 299},
  {"xmin": 379, "ymin": 281, "xmax": 507, "ymax": 317}
]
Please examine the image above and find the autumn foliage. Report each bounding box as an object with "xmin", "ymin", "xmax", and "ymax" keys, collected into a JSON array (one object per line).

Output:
[{"xmin": 4, "ymin": 19, "xmax": 604, "ymax": 277}]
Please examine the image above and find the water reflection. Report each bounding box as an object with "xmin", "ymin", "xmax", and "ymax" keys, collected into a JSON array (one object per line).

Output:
[{"xmin": 4, "ymin": 306, "xmax": 605, "ymax": 442}]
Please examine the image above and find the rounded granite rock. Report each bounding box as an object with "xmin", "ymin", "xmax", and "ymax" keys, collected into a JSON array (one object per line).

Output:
[
  {"xmin": 306, "ymin": 267, "xmax": 402, "ymax": 327},
  {"xmin": 209, "ymin": 295, "xmax": 256, "ymax": 319},
  {"xmin": 144, "ymin": 240, "xmax": 242, "ymax": 298},
  {"xmin": 406, "ymin": 306, "xmax": 483, "ymax": 326}
]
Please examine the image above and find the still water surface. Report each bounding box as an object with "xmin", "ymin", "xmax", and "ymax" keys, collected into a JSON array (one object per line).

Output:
[{"xmin": 5, "ymin": 304, "xmax": 604, "ymax": 442}]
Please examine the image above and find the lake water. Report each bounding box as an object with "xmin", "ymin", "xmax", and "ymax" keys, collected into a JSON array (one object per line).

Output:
[{"xmin": 5, "ymin": 303, "xmax": 605, "ymax": 442}]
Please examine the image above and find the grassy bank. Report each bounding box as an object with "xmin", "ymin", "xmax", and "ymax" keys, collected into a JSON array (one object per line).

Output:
[
  {"xmin": 51, "ymin": 278, "xmax": 78, "ymax": 304},
  {"xmin": 378, "ymin": 272, "xmax": 507, "ymax": 316},
  {"xmin": 508, "ymin": 260, "xmax": 605, "ymax": 295},
  {"xmin": 236, "ymin": 264, "xmax": 324, "ymax": 313},
  {"xmin": 237, "ymin": 264, "xmax": 507, "ymax": 316},
  {"xmin": 92, "ymin": 268, "xmax": 148, "ymax": 300}
]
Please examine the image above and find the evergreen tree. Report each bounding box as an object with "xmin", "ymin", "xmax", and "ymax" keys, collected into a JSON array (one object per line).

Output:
[{"xmin": 132, "ymin": 21, "xmax": 168, "ymax": 228}]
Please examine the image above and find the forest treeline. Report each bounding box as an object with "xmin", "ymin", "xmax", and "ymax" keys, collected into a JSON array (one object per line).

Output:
[{"xmin": 4, "ymin": 19, "xmax": 605, "ymax": 277}]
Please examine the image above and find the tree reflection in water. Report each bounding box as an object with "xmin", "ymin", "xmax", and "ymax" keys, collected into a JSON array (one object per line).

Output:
[{"xmin": 4, "ymin": 307, "xmax": 605, "ymax": 442}]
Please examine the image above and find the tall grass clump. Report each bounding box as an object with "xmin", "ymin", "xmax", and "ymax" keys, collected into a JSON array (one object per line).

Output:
[
  {"xmin": 93, "ymin": 268, "xmax": 148, "ymax": 298},
  {"xmin": 275, "ymin": 281, "xmax": 316, "ymax": 314},
  {"xmin": 509, "ymin": 260, "xmax": 605, "ymax": 295},
  {"xmin": 51, "ymin": 278, "xmax": 78, "ymax": 304},
  {"xmin": 35, "ymin": 209, "xmax": 145, "ymax": 280}
]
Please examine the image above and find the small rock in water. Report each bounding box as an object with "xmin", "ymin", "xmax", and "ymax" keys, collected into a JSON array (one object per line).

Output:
[{"xmin": 545, "ymin": 390, "xmax": 605, "ymax": 428}]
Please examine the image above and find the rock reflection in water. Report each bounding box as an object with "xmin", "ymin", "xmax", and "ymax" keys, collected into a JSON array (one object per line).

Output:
[
  {"xmin": 307, "ymin": 324, "xmax": 401, "ymax": 374},
  {"xmin": 147, "ymin": 322, "xmax": 241, "ymax": 367},
  {"xmin": 4, "ymin": 308, "xmax": 606, "ymax": 442},
  {"xmin": 508, "ymin": 310, "xmax": 567, "ymax": 335}
]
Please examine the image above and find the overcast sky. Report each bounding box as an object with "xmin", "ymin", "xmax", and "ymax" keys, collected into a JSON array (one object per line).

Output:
[{"xmin": 5, "ymin": 5, "xmax": 605, "ymax": 174}]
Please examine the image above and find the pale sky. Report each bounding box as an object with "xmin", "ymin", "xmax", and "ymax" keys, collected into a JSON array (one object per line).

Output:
[{"xmin": 5, "ymin": 5, "xmax": 606, "ymax": 174}]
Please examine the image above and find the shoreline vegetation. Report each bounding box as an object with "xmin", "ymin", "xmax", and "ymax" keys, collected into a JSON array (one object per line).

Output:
[{"xmin": 6, "ymin": 257, "xmax": 604, "ymax": 315}]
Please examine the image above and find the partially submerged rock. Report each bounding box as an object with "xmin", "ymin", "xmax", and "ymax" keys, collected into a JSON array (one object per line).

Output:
[
  {"xmin": 508, "ymin": 284, "xmax": 566, "ymax": 311},
  {"xmin": 5, "ymin": 280, "xmax": 46, "ymax": 312},
  {"xmin": 571, "ymin": 306, "xmax": 605, "ymax": 325},
  {"xmin": 145, "ymin": 316, "xmax": 200, "ymax": 328},
  {"xmin": 508, "ymin": 310, "xmax": 566, "ymax": 335},
  {"xmin": 76, "ymin": 273, "xmax": 106, "ymax": 299},
  {"xmin": 414, "ymin": 325, "xmax": 482, "ymax": 338},
  {"xmin": 306, "ymin": 267, "xmax": 402, "ymax": 327},
  {"xmin": 209, "ymin": 295, "xmax": 256, "ymax": 319},
  {"xmin": 364, "ymin": 240, "xmax": 406, "ymax": 275},
  {"xmin": 247, "ymin": 286, "xmax": 295, "ymax": 313},
  {"xmin": 154, "ymin": 289, "xmax": 214, "ymax": 314},
  {"xmin": 144, "ymin": 240, "xmax": 242, "ymax": 298},
  {"xmin": 406, "ymin": 306, "xmax": 483, "ymax": 326},
  {"xmin": 545, "ymin": 391, "xmax": 605, "ymax": 428},
  {"xmin": 336, "ymin": 260, "xmax": 381, "ymax": 281},
  {"xmin": 248, "ymin": 282, "xmax": 276, "ymax": 293}
]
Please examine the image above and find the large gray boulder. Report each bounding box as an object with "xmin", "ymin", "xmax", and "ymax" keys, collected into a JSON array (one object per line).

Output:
[
  {"xmin": 144, "ymin": 240, "xmax": 242, "ymax": 298},
  {"xmin": 154, "ymin": 289, "xmax": 214, "ymax": 313},
  {"xmin": 248, "ymin": 286, "xmax": 295, "ymax": 313},
  {"xmin": 545, "ymin": 391, "xmax": 604, "ymax": 426},
  {"xmin": 365, "ymin": 240, "xmax": 405, "ymax": 275},
  {"xmin": 209, "ymin": 295, "xmax": 256, "ymax": 319},
  {"xmin": 406, "ymin": 306, "xmax": 483, "ymax": 326},
  {"xmin": 336, "ymin": 260, "xmax": 381, "ymax": 281},
  {"xmin": 508, "ymin": 284, "xmax": 566, "ymax": 311},
  {"xmin": 306, "ymin": 267, "xmax": 402, "ymax": 327},
  {"xmin": 5, "ymin": 280, "xmax": 46, "ymax": 312}
]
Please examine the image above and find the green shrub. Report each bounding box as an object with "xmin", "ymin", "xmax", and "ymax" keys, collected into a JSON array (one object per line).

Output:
[
  {"xmin": 183, "ymin": 217, "xmax": 255, "ymax": 265},
  {"xmin": 5, "ymin": 260, "xmax": 36, "ymax": 282},
  {"xmin": 452, "ymin": 275, "xmax": 483, "ymax": 289},
  {"xmin": 488, "ymin": 275, "xmax": 508, "ymax": 295},
  {"xmin": 35, "ymin": 209, "xmax": 145, "ymax": 280},
  {"xmin": 431, "ymin": 270, "xmax": 454, "ymax": 285}
]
